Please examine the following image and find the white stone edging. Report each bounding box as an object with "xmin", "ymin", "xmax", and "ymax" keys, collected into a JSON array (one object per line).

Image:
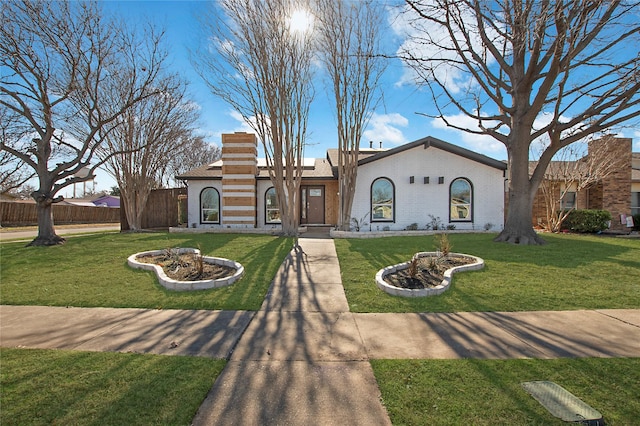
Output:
[
  {"xmin": 127, "ymin": 248, "xmax": 244, "ymax": 291},
  {"xmin": 375, "ymin": 252, "xmax": 484, "ymax": 298}
]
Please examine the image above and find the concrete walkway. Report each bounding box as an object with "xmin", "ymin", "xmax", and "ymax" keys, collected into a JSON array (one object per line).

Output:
[
  {"xmin": 2, "ymin": 237, "xmax": 640, "ymax": 425},
  {"xmin": 192, "ymin": 238, "xmax": 390, "ymax": 425}
]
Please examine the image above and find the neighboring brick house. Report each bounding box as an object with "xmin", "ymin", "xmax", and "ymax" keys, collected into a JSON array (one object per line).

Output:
[
  {"xmin": 176, "ymin": 133, "xmax": 508, "ymax": 231},
  {"xmin": 530, "ymin": 137, "xmax": 638, "ymax": 232}
]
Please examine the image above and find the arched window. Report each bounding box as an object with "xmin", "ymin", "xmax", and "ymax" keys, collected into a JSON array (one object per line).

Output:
[
  {"xmin": 265, "ymin": 187, "xmax": 281, "ymax": 224},
  {"xmin": 371, "ymin": 177, "xmax": 394, "ymax": 222},
  {"xmin": 200, "ymin": 187, "xmax": 220, "ymax": 223},
  {"xmin": 450, "ymin": 178, "xmax": 472, "ymax": 221}
]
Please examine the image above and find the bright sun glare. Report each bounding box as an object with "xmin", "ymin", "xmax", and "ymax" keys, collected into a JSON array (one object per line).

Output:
[{"xmin": 289, "ymin": 9, "xmax": 314, "ymax": 33}]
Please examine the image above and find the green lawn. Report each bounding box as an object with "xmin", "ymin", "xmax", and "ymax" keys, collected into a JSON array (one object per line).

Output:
[
  {"xmin": 0, "ymin": 348, "xmax": 225, "ymax": 426},
  {"xmin": 335, "ymin": 233, "xmax": 640, "ymax": 312},
  {"xmin": 0, "ymin": 232, "xmax": 294, "ymax": 311},
  {"xmin": 372, "ymin": 357, "xmax": 640, "ymax": 425},
  {"xmin": 2, "ymin": 231, "xmax": 639, "ymax": 425}
]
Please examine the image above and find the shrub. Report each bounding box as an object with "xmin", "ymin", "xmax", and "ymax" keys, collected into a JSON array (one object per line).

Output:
[
  {"xmin": 426, "ymin": 215, "xmax": 443, "ymax": 230},
  {"xmin": 405, "ymin": 223, "xmax": 419, "ymax": 231},
  {"xmin": 562, "ymin": 209, "xmax": 612, "ymax": 233},
  {"xmin": 350, "ymin": 214, "xmax": 369, "ymax": 232},
  {"xmin": 633, "ymin": 214, "xmax": 640, "ymax": 232}
]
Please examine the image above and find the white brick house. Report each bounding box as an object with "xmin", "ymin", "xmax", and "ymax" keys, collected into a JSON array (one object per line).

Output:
[{"xmin": 176, "ymin": 133, "xmax": 507, "ymax": 232}]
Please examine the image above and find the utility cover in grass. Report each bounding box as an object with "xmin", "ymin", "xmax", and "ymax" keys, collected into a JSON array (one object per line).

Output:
[{"xmin": 522, "ymin": 381, "xmax": 603, "ymax": 424}]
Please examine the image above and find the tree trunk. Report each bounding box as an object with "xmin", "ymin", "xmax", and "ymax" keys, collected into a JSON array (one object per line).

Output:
[
  {"xmin": 28, "ymin": 197, "xmax": 65, "ymax": 246},
  {"xmin": 495, "ymin": 189, "xmax": 545, "ymax": 245},
  {"xmin": 494, "ymin": 139, "xmax": 546, "ymax": 245}
]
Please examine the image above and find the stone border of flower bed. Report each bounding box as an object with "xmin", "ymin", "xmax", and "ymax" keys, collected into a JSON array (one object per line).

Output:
[
  {"xmin": 127, "ymin": 248, "xmax": 244, "ymax": 291},
  {"xmin": 375, "ymin": 252, "xmax": 484, "ymax": 297}
]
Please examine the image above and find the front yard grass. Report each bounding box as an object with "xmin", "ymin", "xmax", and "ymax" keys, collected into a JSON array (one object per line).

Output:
[
  {"xmin": 335, "ymin": 233, "xmax": 640, "ymax": 312},
  {"xmin": 0, "ymin": 232, "xmax": 293, "ymax": 311},
  {"xmin": 372, "ymin": 357, "xmax": 640, "ymax": 425},
  {"xmin": 0, "ymin": 348, "xmax": 225, "ymax": 426}
]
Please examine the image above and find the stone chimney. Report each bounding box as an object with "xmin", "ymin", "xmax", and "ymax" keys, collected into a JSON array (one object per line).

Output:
[{"xmin": 221, "ymin": 133, "xmax": 257, "ymax": 227}]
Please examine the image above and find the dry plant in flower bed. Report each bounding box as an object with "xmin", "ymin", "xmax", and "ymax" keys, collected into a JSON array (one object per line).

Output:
[
  {"xmin": 135, "ymin": 248, "xmax": 237, "ymax": 281},
  {"xmin": 383, "ymin": 233, "xmax": 474, "ymax": 289},
  {"xmin": 383, "ymin": 254, "xmax": 475, "ymax": 289}
]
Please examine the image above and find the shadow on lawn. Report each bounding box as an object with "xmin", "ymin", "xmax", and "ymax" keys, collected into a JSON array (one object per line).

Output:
[{"xmin": 346, "ymin": 233, "xmax": 637, "ymax": 271}]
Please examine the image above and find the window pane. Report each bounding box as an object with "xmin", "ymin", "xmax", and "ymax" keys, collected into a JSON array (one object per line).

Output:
[
  {"xmin": 372, "ymin": 179, "xmax": 392, "ymax": 204},
  {"xmin": 451, "ymin": 179, "xmax": 470, "ymax": 203},
  {"xmin": 266, "ymin": 188, "xmax": 281, "ymax": 223},
  {"xmin": 450, "ymin": 178, "xmax": 472, "ymax": 221},
  {"xmin": 371, "ymin": 178, "xmax": 393, "ymax": 221},
  {"xmin": 632, "ymin": 192, "xmax": 640, "ymax": 216},
  {"xmin": 561, "ymin": 192, "xmax": 576, "ymax": 210},
  {"xmin": 201, "ymin": 188, "xmax": 219, "ymax": 223}
]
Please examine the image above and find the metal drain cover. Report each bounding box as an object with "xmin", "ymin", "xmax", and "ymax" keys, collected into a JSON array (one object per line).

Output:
[{"xmin": 522, "ymin": 381, "xmax": 603, "ymax": 424}]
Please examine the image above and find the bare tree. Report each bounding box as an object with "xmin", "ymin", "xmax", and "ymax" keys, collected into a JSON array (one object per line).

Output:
[
  {"xmin": 399, "ymin": 0, "xmax": 640, "ymax": 244},
  {"xmin": 100, "ymin": 83, "xmax": 199, "ymax": 231},
  {"xmin": 0, "ymin": 0, "xmax": 174, "ymax": 245},
  {"xmin": 165, "ymin": 135, "xmax": 221, "ymax": 188},
  {"xmin": 194, "ymin": 0, "xmax": 315, "ymax": 236},
  {"xmin": 315, "ymin": 0, "xmax": 387, "ymax": 230},
  {"xmin": 536, "ymin": 136, "xmax": 628, "ymax": 232},
  {"xmin": 0, "ymin": 106, "xmax": 34, "ymax": 194}
]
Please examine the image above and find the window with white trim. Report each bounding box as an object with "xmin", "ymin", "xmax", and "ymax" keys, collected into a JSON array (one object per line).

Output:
[
  {"xmin": 265, "ymin": 187, "xmax": 281, "ymax": 224},
  {"xmin": 450, "ymin": 178, "xmax": 472, "ymax": 221},
  {"xmin": 201, "ymin": 187, "xmax": 220, "ymax": 223}
]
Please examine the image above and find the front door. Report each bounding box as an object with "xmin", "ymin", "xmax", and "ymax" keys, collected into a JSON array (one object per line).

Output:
[{"xmin": 301, "ymin": 186, "xmax": 325, "ymax": 224}]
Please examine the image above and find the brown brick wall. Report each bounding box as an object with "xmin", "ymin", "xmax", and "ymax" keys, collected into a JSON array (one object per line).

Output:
[
  {"xmin": 590, "ymin": 138, "xmax": 632, "ymax": 231},
  {"xmin": 531, "ymin": 137, "xmax": 632, "ymax": 231}
]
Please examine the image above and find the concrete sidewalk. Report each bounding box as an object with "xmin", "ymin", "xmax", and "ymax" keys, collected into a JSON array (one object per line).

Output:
[
  {"xmin": 0, "ymin": 224, "xmax": 120, "ymax": 242},
  {"xmin": 2, "ymin": 237, "xmax": 640, "ymax": 425}
]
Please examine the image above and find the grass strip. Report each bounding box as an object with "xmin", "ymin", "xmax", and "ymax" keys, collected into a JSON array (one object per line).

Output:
[
  {"xmin": 0, "ymin": 232, "xmax": 293, "ymax": 311},
  {"xmin": 335, "ymin": 233, "xmax": 640, "ymax": 312},
  {"xmin": 0, "ymin": 348, "xmax": 226, "ymax": 426},
  {"xmin": 371, "ymin": 357, "xmax": 640, "ymax": 426}
]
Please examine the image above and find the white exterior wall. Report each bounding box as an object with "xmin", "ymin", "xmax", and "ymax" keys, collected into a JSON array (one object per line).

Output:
[
  {"xmin": 187, "ymin": 179, "xmax": 285, "ymax": 230},
  {"xmin": 185, "ymin": 180, "xmax": 223, "ymax": 229},
  {"xmin": 256, "ymin": 179, "xmax": 283, "ymax": 231},
  {"xmin": 350, "ymin": 145, "xmax": 505, "ymax": 231}
]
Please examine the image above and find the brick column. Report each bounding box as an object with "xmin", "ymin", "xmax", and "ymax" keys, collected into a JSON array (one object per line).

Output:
[
  {"xmin": 588, "ymin": 137, "xmax": 632, "ymax": 232},
  {"xmin": 221, "ymin": 133, "xmax": 257, "ymax": 227}
]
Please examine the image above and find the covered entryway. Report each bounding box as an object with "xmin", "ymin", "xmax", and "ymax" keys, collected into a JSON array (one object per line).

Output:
[{"xmin": 300, "ymin": 186, "xmax": 325, "ymax": 224}]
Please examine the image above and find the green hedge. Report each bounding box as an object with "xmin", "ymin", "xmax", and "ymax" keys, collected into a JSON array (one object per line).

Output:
[{"xmin": 562, "ymin": 209, "xmax": 612, "ymax": 233}]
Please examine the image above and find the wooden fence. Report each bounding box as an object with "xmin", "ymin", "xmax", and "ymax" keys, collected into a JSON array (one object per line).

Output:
[
  {"xmin": 1, "ymin": 201, "xmax": 120, "ymax": 226},
  {"xmin": 120, "ymin": 188, "xmax": 187, "ymax": 230}
]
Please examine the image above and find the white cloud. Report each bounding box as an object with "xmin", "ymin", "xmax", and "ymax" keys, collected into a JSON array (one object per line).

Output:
[
  {"xmin": 227, "ymin": 110, "xmax": 258, "ymax": 133},
  {"xmin": 390, "ymin": 1, "xmax": 500, "ymax": 94},
  {"xmin": 363, "ymin": 112, "xmax": 409, "ymax": 147},
  {"xmin": 430, "ymin": 113, "xmax": 506, "ymax": 157}
]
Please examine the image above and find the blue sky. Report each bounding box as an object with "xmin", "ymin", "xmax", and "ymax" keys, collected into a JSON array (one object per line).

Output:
[
  {"xmin": 101, "ymin": 1, "xmax": 465, "ymax": 158},
  {"xmin": 79, "ymin": 0, "xmax": 638, "ymax": 195}
]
